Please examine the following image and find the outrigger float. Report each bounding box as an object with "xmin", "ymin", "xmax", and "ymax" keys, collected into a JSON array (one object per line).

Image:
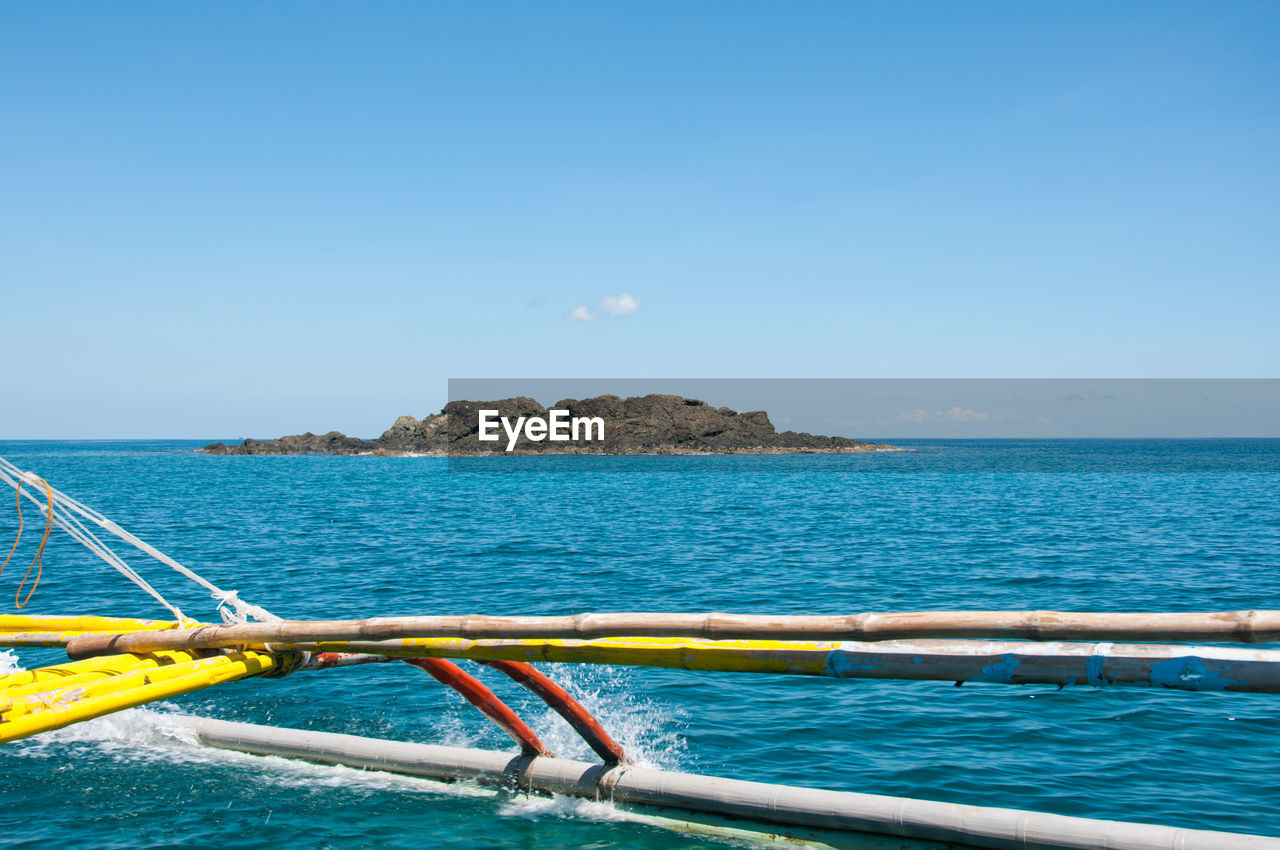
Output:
[{"xmin": 2, "ymin": 456, "xmax": 1279, "ymax": 849}]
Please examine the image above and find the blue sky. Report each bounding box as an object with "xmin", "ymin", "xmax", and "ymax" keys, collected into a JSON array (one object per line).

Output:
[{"xmin": 2, "ymin": 2, "xmax": 1277, "ymax": 438}]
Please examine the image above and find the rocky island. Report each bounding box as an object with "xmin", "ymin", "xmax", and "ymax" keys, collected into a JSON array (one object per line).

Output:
[{"xmin": 202, "ymin": 394, "xmax": 895, "ymax": 456}]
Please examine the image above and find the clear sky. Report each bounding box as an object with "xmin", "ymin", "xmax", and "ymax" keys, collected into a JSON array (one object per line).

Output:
[{"xmin": 2, "ymin": 2, "xmax": 1277, "ymax": 438}]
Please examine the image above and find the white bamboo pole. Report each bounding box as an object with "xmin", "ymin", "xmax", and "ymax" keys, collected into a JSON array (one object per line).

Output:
[
  {"xmin": 62, "ymin": 609, "xmax": 1280, "ymax": 658},
  {"xmin": 191, "ymin": 718, "xmax": 1280, "ymax": 850}
]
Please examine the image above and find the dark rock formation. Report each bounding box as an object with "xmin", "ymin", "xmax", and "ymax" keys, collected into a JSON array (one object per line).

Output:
[
  {"xmin": 202, "ymin": 394, "xmax": 895, "ymax": 456},
  {"xmin": 208, "ymin": 431, "xmax": 367, "ymax": 455}
]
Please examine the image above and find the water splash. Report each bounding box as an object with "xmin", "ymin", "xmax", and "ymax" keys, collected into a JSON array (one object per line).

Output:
[
  {"xmin": 1, "ymin": 656, "xmax": 697, "ymax": 839},
  {"xmin": 389, "ymin": 660, "xmax": 689, "ymax": 768},
  {"xmin": 11, "ymin": 703, "xmax": 494, "ymax": 799},
  {"xmin": 519, "ymin": 663, "xmax": 688, "ymax": 769},
  {"xmin": 12, "ymin": 704, "xmax": 201, "ymax": 763},
  {"xmin": 497, "ymin": 793, "xmax": 637, "ymax": 823}
]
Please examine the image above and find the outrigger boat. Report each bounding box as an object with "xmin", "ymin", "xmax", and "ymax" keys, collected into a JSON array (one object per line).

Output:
[{"xmin": 2, "ymin": 455, "xmax": 1278, "ymax": 849}]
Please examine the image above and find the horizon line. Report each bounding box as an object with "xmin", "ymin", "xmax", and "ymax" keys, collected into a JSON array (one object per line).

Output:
[{"xmin": 2, "ymin": 436, "xmax": 1279, "ymax": 443}]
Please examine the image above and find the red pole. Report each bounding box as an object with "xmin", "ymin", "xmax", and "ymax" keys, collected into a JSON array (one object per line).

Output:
[
  {"xmin": 480, "ymin": 659, "xmax": 629, "ymax": 764},
  {"xmin": 303, "ymin": 652, "xmax": 396, "ymax": 669},
  {"xmin": 402, "ymin": 657, "xmax": 551, "ymax": 757}
]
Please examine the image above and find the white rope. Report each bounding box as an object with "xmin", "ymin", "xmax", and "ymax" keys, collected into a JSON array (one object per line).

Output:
[{"xmin": 0, "ymin": 455, "xmax": 279, "ymax": 625}]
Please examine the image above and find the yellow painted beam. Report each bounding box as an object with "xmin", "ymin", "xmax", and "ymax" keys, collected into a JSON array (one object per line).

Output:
[
  {"xmin": 1, "ymin": 651, "xmax": 200, "ymax": 697},
  {"xmin": 311, "ymin": 636, "xmax": 834, "ymax": 674},
  {"xmin": 0, "ymin": 614, "xmax": 179, "ymax": 634},
  {"xmin": 0, "ymin": 650, "xmax": 275, "ymax": 744},
  {"xmin": 284, "ymin": 635, "xmax": 1280, "ymax": 693},
  {"xmin": 0, "ymin": 614, "xmax": 190, "ymax": 649}
]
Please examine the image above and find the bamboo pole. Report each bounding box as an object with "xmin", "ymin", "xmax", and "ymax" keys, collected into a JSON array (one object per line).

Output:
[
  {"xmin": 267, "ymin": 636, "xmax": 1280, "ymax": 693},
  {"xmin": 191, "ymin": 718, "xmax": 1280, "ymax": 850},
  {"xmin": 0, "ymin": 614, "xmax": 177, "ymax": 634},
  {"xmin": 0, "ymin": 651, "xmax": 276, "ymax": 743},
  {"xmin": 1, "ymin": 613, "xmax": 186, "ymax": 648},
  {"xmin": 60, "ymin": 609, "xmax": 1280, "ymax": 659},
  {"xmin": 7, "ymin": 654, "xmax": 236, "ymax": 715},
  {"xmin": 0, "ymin": 647, "xmax": 402, "ymax": 744},
  {"xmin": 1, "ymin": 650, "xmax": 198, "ymax": 697}
]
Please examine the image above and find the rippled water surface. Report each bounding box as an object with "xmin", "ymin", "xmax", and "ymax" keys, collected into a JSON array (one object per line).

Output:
[{"xmin": 1, "ymin": 439, "xmax": 1278, "ymax": 847}]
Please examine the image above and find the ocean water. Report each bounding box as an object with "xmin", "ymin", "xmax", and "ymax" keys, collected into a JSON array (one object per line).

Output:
[{"xmin": 0, "ymin": 439, "xmax": 1278, "ymax": 847}]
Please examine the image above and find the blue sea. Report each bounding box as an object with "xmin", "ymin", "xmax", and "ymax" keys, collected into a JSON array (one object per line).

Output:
[{"xmin": 1, "ymin": 439, "xmax": 1278, "ymax": 847}]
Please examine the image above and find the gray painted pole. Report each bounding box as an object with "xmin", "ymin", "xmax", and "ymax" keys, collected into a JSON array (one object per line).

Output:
[{"xmin": 191, "ymin": 718, "xmax": 1280, "ymax": 850}]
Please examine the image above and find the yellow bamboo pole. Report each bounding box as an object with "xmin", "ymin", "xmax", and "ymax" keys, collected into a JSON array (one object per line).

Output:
[
  {"xmin": 274, "ymin": 635, "xmax": 1280, "ymax": 693},
  {"xmin": 12, "ymin": 654, "xmax": 237, "ymax": 709},
  {"xmin": 1, "ymin": 650, "xmax": 197, "ymax": 696},
  {"xmin": 62, "ymin": 609, "xmax": 1280, "ymax": 659},
  {"xmin": 0, "ymin": 614, "xmax": 178, "ymax": 634},
  {"xmin": 5, "ymin": 656, "xmax": 206, "ymax": 720},
  {"xmin": 0, "ymin": 614, "xmax": 189, "ymax": 648},
  {"xmin": 0, "ymin": 650, "xmax": 276, "ymax": 744}
]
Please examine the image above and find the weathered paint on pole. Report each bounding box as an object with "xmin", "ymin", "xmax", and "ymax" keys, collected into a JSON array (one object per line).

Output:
[
  {"xmin": 0, "ymin": 613, "xmax": 186, "ymax": 648},
  {"xmin": 301, "ymin": 652, "xmax": 395, "ymax": 670},
  {"xmin": 272, "ymin": 636, "xmax": 1280, "ymax": 693},
  {"xmin": 0, "ymin": 651, "xmax": 278, "ymax": 743},
  {"xmin": 0, "ymin": 614, "xmax": 177, "ymax": 635},
  {"xmin": 1, "ymin": 649, "xmax": 202, "ymax": 698},
  {"xmin": 60, "ymin": 608, "xmax": 1280, "ymax": 658},
  {"xmin": 190, "ymin": 718, "xmax": 1280, "ymax": 850},
  {"xmin": 0, "ymin": 649, "xmax": 382, "ymax": 743}
]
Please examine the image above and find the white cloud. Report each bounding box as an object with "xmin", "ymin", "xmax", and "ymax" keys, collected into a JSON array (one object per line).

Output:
[
  {"xmin": 941, "ymin": 406, "xmax": 990, "ymax": 422},
  {"xmin": 896, "ymin": 407, "xmax": 992, "ymax": 424},
  {"xmin": 568, "ymin": 304, "xmax": 593, "ymax": 322},
  {"xmin": 599, "ymin": 293, "xmax": 641, "ymax": 317}
]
